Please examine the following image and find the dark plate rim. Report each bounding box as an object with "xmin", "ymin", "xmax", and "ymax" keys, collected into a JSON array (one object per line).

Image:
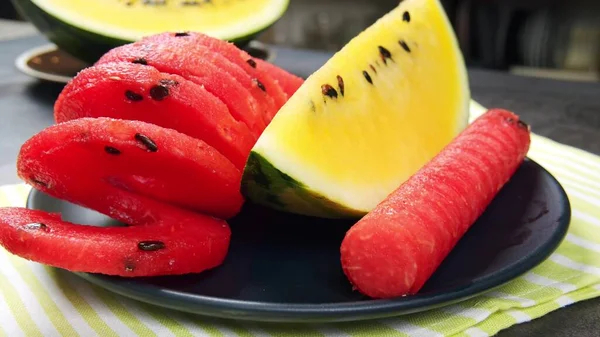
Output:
[{"xmin": 25, "ymin": 158, "xmax": 572, "ymax": 322}]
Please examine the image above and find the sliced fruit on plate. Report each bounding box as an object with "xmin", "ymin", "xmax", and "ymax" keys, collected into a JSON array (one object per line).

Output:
[
  {"xmin": 341, "ymin": 109, "xmax": 531, "ymax": 298},
  {"xmin": 12, "ymin": 0, "xmax": 290, "ymax": 63},
  {"xmin": 18, "ymin": 117, "xmax": 244, "ymax": 219},
  {"xmin": 241, "ymin": 0, "xmax": 471, "ymax": 218},
  {"xmin": 96, "ymin": 38, "xmax": 269, "ymax": 136},
  {"xmin": 54, "ymin": 62, "xmax": 256, "ymax": 169},
  {"xmin": 0, "ymin": 205, "xmax": 230, "ymax": 277},
  {"xmin": 142, "ymin": 32, "xmax": 290, "ymax": 123}
]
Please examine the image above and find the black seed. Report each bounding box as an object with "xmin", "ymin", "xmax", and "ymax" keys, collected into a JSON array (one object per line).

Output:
[
  {"xmin": 336, "ymin": 75, "xmax": 345, "ymax": 96},
  {"xmin": 125, "ymin": 90, "xmax": 143, "ymax": 102},
  {"xmin": 517, "ymin": 120, "xmax": 529, "ymax": 130},
  {"xmin": 370, "ymin": 64, "xmax": 377, "ymax": 74},
  {"xmin": 105, "ymin": 146, "xmax": 121, "ymax": 155},
  {"xmin": 124, "ymin": 260, "xmax": 135, "ymax": 272},
  {"xmin": 175, "ymin": 32, "xmax": 190, "ymax": 37},
  {"xmin": 135, "ymin": 133, "xmax": 158, "ymax": 152},
  {"xmin": 403, "ymin": 11, "xmax": 411, "ymax": 22},
  {"xmin": 399, "ymin": 40, "xmax": 411, "ymax": 53},
  {"xmin": 138, "ymin": 241, "xmax": 166, "ymax": 251},
  {"xmin": 149, "ymin": 85, "xmax": 169, "ymax": 101},
  {"xmin": 378, "ymin": 46, "xmax": 393, "ymax": 64},
  {"xmin": 246, "ymin": 59, "xmax": 257, "ymax": 68},
  {"xmin": 158, "ymin": 79, "xmax": 179, "ymax": 87},
  {"xmin": 253, "ymin": 78, "xmax": 266, "ymax": 92},
  {"xmin": 321, "ymin": 84, "xmax": 338, "ymax": 98},
  {"xmin": 132, "ymin": 57, "xmax": 148, "ymax": 65},
  {"xmin": 363, "ymin": 71, "xmax": 373, "ymax": 84},
  {"xmin": 31, "ymin": 178, "xmax": 47, "ymax": 187},
  {"xmin": 24, "ymin": 223, "xmax": 48, "ymax": 231}
]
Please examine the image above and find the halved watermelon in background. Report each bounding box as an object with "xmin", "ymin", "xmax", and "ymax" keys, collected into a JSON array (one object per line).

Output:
[{"xmin": 12, "ymin": 0, "xmax": 290, "ymax": 63}]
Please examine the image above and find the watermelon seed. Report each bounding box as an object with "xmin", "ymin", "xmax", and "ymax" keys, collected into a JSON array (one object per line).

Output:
[
  {"xmin": 109, "ymin": 76, "xmax": 121, "ymax": 81},
  {"xmin": 159, "ymin": 79, "xmax": 179, "ymax": 88},
  {"xmin": 363, "ymin": 71, "xmax": 373, "ymax": 84},
  {"xmin": 30, "ymin": 177, "xmax": 47, "ymax": 187},
  {"xmin": 253, "ymin": 78, "xmax": 267, "ymax": 92},
  {"xmin": 321, "ymin": 84, "xmax": 338, "ymax": 99},
  {"xmin": 135, "ymin": 133, "xmax": 158, "ymax": 152},
  {"xmin": 378, "ymin": 46, "xmax": 393, "ymax": 64},
  {"xmin": 149, "ymin": 85, "xmax": 170, "ymax": 101},
  {"xmin": 336, "ymin": 75, "xmax": 345, "ymax": 96},
  {"xmin": 175, "ymin": 32, "xmax": 190, "ymax": 37},
  {"xmin": 138, "ymin": 241, "xmax": 166, "ymax": 251},
  {"xmin": 24, "ymin": 223, "xmax": 48, "ymax": 231},
  {"xmin": 517, "ymin": 120, "xmax": 529, "ymax": 129},
  {"xmin": 132, "ymin": 58, "xmax": 148, "ymax": 65},
  {"xmin": 104, "ymin": 146, "xmax": 121, "ymax": 155},
  {"xmin": 403, "ymin": 11, "xmax": 411, "ymax": 22},
  {"xmin": 125, "ymin": 90, "xmax": 143, "ymax": 102},
  {"xmin": 370, "ymin": 64, "xmax": 377, "ymax": 74},
  {"xmin": 124, "ymin": 261, "xmax": 135, "ymax": 272},
  {"xmin": 246, "ymin": 59, "xmax": 257, "ymax": 68},
  {"xmin": 399, "ymin": 40, "xmax": 411, "ymax": 53},
  {"xmin": 309, "ymin": 100, "xmax": 316, "ymax": 112}
]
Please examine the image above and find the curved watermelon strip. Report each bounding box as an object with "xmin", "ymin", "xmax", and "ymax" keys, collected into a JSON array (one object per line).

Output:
[
  {"xmin": 0, "ymin": 206, "xmax": 230, "ymax": 277},
  {"xmin": 96, "ymin": 40, "xmax": 268, "ymax": 137},
  {"xmin": 0, "ymin": 117, "xmax": 240, "ymax": 276},
  {"xmin": 54, "ymin": 62, "xmax": 255, "ymax": 169},
  {"xmin": 18, "ymin": 117, "xmax": 244, "ymax": 219}
]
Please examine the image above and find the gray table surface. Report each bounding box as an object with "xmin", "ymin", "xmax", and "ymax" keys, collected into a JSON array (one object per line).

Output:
[{"xmin": 1, "ymin": 30, "xmax": 600, "ymax": 336}]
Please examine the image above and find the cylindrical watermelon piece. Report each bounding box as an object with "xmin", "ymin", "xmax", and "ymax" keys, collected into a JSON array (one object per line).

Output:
[
  {"xmin": 340, "ymin": 109, "xmax": 531, "ymax": 299},
  {"xmin": 54, "ymin": 62, "xmax": 255, "ymax": 169},
  {"xmin": 95, "ymin": 40, "xmax": 268, "ymax": 137},
  {"xmin": 18, "ymin": 117, "xmax": 244, "ymax": 219}
]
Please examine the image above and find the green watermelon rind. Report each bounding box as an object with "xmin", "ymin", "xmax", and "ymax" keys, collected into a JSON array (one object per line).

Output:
[
  {"xmin": 12, "ymin": 0, "xmax": 287, "ymax": 64},
  {"xmin": 241, "ymin": 152, "xmax": 366, "ymax": 219}
]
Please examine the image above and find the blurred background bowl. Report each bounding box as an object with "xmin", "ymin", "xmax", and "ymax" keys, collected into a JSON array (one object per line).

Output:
[{"xmin": 8, "ymin": 0, "xmax": 290, "ymax": 64}]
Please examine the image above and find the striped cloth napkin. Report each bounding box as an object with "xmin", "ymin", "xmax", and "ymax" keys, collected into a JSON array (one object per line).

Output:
[{"xmin": 1, "ymin": 101, "xmax": 599, "ymax": 337}]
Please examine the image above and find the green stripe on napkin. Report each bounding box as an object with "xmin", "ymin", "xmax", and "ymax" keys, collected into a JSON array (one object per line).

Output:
[{"xmin": 1, "ymin": 100, "xmax": 599, "ymax": 336}]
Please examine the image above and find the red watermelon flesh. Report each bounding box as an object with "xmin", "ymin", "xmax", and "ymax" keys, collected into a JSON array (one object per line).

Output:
[
  {"xmin": 96, "ymin": 42, "xmax": 267, "ymax": 137},
  {"xmin": 340, "ymin": 109, "xmax": 531, "ymax": 299},
  {"xmin": 254, "ymin": 58, "xmax": 304, "ymax": 99},
  {"xmin": 18, "ymin": 117, "xmax": 244, "ymax": 219},
  {"xmin": 0, "ymin": 205, "xmax": 230, "ymax": 277},
  {"xmin": 54, "ymin": 62, "xmax": 255, "ymax": 169},
  {"xmin": 141, "ymin": 32, "xmax": 288, "ymax": 124}
]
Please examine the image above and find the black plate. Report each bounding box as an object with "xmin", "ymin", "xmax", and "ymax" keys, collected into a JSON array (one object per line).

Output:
[{"xmin": 26, "ymin": 158, "xmax": 570, "ymax": 322}]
